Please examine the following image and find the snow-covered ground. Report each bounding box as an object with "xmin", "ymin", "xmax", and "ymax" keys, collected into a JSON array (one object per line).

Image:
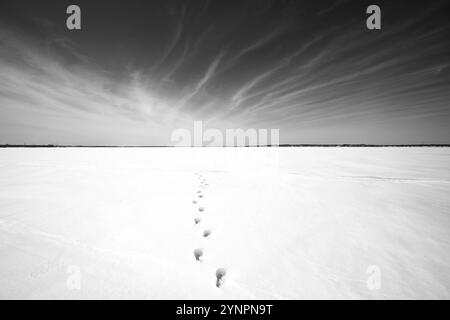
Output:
[{"xmin": 0, "ymin": 147, "xmax": 449, "ymax": 299}]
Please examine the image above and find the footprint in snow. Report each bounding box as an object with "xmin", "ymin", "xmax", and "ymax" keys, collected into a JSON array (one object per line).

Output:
[
  {"xmin": 194, "ymin": 248, "xmax": 203, "ymax": 261},
  {"xmin": 216, "ymin": 268, "xmax": 226, "ymax": 288},
  {"xmin": 194, "ymin": 217, "xmax": 201, "ymax": 225},
  {"xmin": 203, "ymin": 229, "xmax": 212, "ymax": 238},
  {"xmin": 198, "ymin": 207, "xmax": 205, "ymax": 212}
]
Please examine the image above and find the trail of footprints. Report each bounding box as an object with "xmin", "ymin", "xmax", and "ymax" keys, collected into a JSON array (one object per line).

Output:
[{"xmin": 192, "ymin": 172, "xmax": 227, "ymax": 288}]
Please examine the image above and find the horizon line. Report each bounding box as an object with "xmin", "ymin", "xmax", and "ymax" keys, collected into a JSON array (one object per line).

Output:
[{"xmin": 1, "ymin": 144, "xmax": 450, "ymax": 148}]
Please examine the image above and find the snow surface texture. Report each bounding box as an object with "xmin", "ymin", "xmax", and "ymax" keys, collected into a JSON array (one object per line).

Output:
[{"xmin": 0, "ymin": 147, "xmax": 449, "ymax": 299}]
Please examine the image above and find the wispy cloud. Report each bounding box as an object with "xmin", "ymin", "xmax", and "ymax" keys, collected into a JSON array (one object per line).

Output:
[
  {"xmin": 0, "ymin": 28, "xmax": 195, "ymax": 145},
  {"xmin": 176, "ymin": 50, "xmax": 225, "ymax": 110}
]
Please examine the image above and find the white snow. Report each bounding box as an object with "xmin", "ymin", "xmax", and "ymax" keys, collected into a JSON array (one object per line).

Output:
[{"xmin": 0, "ymin": 147, "xmax": 449, "ymax": 299}]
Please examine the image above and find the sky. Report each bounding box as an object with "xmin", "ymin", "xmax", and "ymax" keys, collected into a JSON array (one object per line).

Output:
[{"xmin": 0, "ymin": 0, "xmax": 449, "ymax": 145}]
